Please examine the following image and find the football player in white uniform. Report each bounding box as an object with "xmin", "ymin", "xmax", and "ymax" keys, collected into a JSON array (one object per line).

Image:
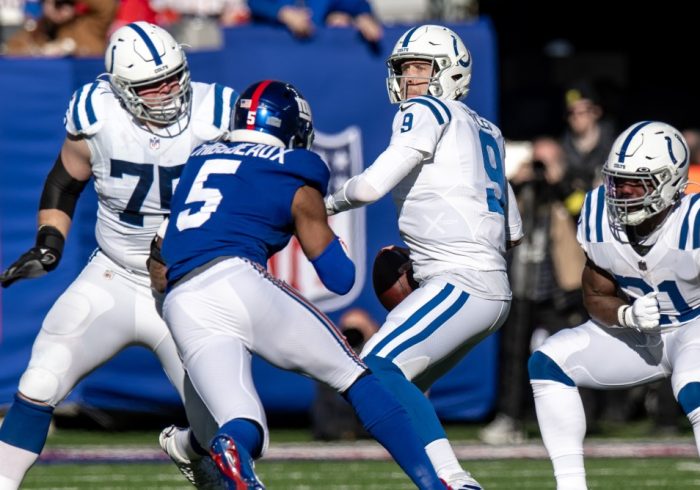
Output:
[
  {"xmin": 325, "ymin": 24, "xmax": 523, "ymax": 489},
  {"xmin": 529, "ymin": 121, "xmax": 700, "ymax": 490},
  {"xmin": 0, "ymin": 22, "xmax": 236, "ymax": 490}
]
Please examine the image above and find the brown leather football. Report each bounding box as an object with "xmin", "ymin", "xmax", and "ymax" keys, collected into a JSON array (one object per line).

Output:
[{"xmin": 372, "ymin": 246, "xmax": 419, "ymax": 311}]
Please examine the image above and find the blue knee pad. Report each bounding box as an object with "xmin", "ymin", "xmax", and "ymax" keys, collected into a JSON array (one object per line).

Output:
[
  {"xmin": 217, "ymin": 418, "xmax": 264, "ymax": 459},
  {"xmin": 0, "ymin": 394, "xmax": 54, "ymax": 453},
  {"xmin": 528, "ymin": 351, "xmax": 575, "ymax": 387},
  {"xmin": 363, "ymin": 354, "xmax": 446, "ymax": 444},
  {"xmin": 678, "ymin": 382, "xmax": 700, "ymax": 415}
]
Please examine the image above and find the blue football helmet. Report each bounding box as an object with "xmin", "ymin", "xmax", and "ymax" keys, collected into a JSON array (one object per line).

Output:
[{"xmin": 228, "ymin": 80, "xmax": 314, "ymax": 149}]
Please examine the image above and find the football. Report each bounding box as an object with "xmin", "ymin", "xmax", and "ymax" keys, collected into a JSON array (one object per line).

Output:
[{"xmin": 372, "ymin": 246, "xmax": 419, "ymax": 311}]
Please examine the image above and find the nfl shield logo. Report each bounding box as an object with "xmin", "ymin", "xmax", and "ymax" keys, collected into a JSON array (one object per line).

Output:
[
  {"xmin": 149, "ymin": 137, "xmax": 160, "ymax": 150},
  {"xmin": 268, "ymin": 126, "xmax": 366, "ymax": 312}
]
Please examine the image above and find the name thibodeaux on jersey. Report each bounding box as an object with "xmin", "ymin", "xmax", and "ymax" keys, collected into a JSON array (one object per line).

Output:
[{"xmin": 191, "ymin": 142, "xmax": 294, "ymax": 163}]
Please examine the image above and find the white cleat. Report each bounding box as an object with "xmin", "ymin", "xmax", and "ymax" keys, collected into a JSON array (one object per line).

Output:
[
  {"xmin": 478, "ymin": 414, "xmax": 526, "ymax": 445},
  {"xmin": 159, "ymin": 425, "xmax": 225, "ymax": 489},
  {"xmin": 445, "ymin": 471, "xmax": 484, "ymax": 490}
]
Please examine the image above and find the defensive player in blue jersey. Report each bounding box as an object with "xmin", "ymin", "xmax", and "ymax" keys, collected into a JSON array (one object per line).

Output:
[
  {"xmin": 161, "ymin": 80, "xmax": 448, "ymax": 490},
  {"xmin": 529, "ymin": 122, "xmax": 700, "ymax": 489}
]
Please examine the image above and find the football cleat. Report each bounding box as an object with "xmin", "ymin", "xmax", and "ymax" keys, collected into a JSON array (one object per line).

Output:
[
  {"xmin": 159, "ymin": 425, "xmax": 225, "ymax": 489},
  {"xmin": 478, "ymin": 414, "xmax": 526, "ymax": 445},
  {"xmin": 443, "ymin": 471, "xmax": 483, "ymax": 490},
  {"xmin": 210, "ymin": 435, "xmax": 265, "ymax": 490}
]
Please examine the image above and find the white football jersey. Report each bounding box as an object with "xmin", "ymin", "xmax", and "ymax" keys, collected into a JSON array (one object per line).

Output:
[
  {"xmin": 389, "ymin": 96, "xmax": 523, "ymax": 300},
  {"xmin": 65, "ymin": 80, "xmax": 236, "ymax": 275},
  {"xmin": 579, "ymin": 186, "xmax": 700, "ymax": 328}
]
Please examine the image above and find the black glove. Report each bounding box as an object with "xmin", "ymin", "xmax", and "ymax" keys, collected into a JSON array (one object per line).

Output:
[{"xmin": 0, "ymin": 226, "xmax": 65, "ymax": 288}]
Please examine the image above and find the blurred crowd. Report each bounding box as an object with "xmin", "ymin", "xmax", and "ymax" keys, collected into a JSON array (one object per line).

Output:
[{"xmin": 0, "ymin": 0, "xmax": 477, "ymax": 55}]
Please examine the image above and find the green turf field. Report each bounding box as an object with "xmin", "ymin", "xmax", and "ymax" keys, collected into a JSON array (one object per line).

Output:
[
  {"xmin": 22, "ymin": 458, "xmax": 700, "ymax": 489},
  {"xmin": 18, "ymin": 424, "xmax": 699, "ymax": 489}
]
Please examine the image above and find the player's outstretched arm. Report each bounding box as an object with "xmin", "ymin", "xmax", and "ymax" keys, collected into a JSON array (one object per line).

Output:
[
  {"xmin": 325, "ymin": 144, "xmax": 423, "ymax": 215},
  {"xmin": 293, "ymin": 185, "xmax": 355, "ymax": 294},
  {"xmin": 0, "ymin": 137, "xmax": 91, "ymax": 288}
]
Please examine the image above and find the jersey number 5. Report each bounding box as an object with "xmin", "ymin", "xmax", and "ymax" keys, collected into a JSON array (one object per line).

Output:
[{"xmin": 176, "ymin": 159, "xmax": 241, "ymax": 231}]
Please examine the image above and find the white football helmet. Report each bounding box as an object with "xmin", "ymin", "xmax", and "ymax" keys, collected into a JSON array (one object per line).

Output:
[
  {"xmin": 105, "ymin": 22, "xmax": 191, "ymax": 129},
  {"xmin": 386, "ymin": 24, "xmax": 472, "ymax": 104},
  {"xmin": 602, "ymin": 121, "xmax": 689, "ymax": 227}
]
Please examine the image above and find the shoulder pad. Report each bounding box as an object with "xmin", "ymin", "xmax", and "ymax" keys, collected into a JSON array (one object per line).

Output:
[
  {"xmin": 190, "ymin": 82, "xmax": 239, "ymax": 141},
  {"xmin": 400, "ymin": 95, "xmax": 452, "ymax": 126},
  {"xmin": 678, "ymin": 193, "xmax": 700, "ymax": 250},
  {"xmin": 288, "ymin": 150, "xmax": 330, "ymax": 195},
  {"xmin": 580, "ymin": 185, "xmax": 607, "ymax": 244},
  {"xmin": 64, "ymin": 80, "xmax": 111, "ymax": 136}
]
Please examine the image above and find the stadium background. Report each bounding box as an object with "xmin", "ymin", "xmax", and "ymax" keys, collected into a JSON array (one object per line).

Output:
[
  {"xmin": 0, "ymin": 22, "xmax": 500, "ymax": 423},
  {"xmin": 0, "ymin": 1, "xmax": 697, "ymax": 427}
]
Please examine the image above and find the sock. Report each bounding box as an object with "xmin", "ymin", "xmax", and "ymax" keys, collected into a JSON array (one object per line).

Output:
[
  {"xmin": 217, "ymin": 419, "xmax": 264, "ymax": 459},
  {"xmin": 425, "ymin": 438, "xmax": 465, "ymax": 480},
  {"xmin": 531, "ymin": 380, "xmax": 587, "ymax": 490},
  {"xmin": 344, "ymin": 373, "xmax": 444, "ymax": 490},
  {"xmin": 0, "ymin": 395, "xmax": 54, "ymax": 488},
  {"xmin": 687, "ymin": 407, "xmax": 700, "ymax": 456},
  {"xmin": 364, "ymin": 355, "xmax": 447, "ymax": 444}
]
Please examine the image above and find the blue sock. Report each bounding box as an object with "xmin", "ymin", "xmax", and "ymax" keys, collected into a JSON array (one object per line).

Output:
[
  {"xmin": 344, "ymin": 372, "xmax": 443, "ymax": 490},
  {"xmin": 217, "ymin": 418, "xmax": 264, "ymax": 458},
  {"xmin": 0, "ymin": 394, "xmax": 54, "ymax": 454},
  {"xmin": 364, "ymin": 354, "xmax": 447, "ymax": 444}
]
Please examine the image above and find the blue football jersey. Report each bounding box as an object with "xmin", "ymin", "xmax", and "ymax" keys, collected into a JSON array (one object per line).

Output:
[{"xmin": 163, "ymin": 141, "xmax": 330, "ymax": 284}]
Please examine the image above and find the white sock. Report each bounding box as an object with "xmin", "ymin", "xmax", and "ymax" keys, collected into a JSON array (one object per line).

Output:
[
  {"xmin": 687, "ymin": 407, "xmax": 700, "ymax": 456},
  {"xmin": 0, "ymin": 441, "xmax": 40, "ymax": 490},
  {"xmin": 425, "ymin": 438, "xmax": 464, "ymax": 480},
  {"xmin": 531, "ymin": 380, "xmax": 587, "ymax": 490},
  {"xmin": 177, "ymin": 428, "xmax": 202, "ymax": 461}
]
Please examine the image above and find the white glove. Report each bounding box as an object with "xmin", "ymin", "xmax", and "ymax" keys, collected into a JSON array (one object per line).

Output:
[
  {"xmin": 324, "ymin": 194, "xmax": 338, "ymax": 216},
  {"xmin": 618, "ymin": 292, "xmax": 660, "ymax": 331}
]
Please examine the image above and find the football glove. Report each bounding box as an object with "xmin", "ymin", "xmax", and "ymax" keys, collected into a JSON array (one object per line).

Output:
[
  {"xmin": 0, "ymin": 225, "xmax": 64, "ymax": 288},
  {"xmin": 618, "ymin": 291, "xmax": 660, "ymax": 331}
]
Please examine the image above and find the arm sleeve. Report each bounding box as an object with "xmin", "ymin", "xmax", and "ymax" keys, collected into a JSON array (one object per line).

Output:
[
  {"xmin": 326, "ymin": 144, "xmax": 423, "ymax": 214},
  {"xmin": 505, "ymin": 182, "xmax": 524, "ymax": 242}
]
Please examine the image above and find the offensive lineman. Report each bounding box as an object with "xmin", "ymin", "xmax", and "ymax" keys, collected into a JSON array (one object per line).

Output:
[
  {"xmin": 325, "ymin": 24, "xmax": 523, "ymax": 489},
  {"xmin": 161, "ymin": 79, "xmax": 448, "ymax": 490},
  {"xmin": 0, "ymin": 22, "xmax": 235, "ymax": 489},
  {"xmin": 529, "ymin": 121, "xmax": 700, "ymax": 489}
]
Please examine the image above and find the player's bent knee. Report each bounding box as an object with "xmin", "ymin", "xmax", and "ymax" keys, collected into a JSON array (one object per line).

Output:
[
  {"xmin": 528, "ymin": 351, "xmax": 575, "ymax": 387},
  {"xmin": 678, "ymin": 382, "xmax": 700, "ymax": 415},
  {"xmin": 363, "ymin": 355, "xmax": 404, "ymax": 377},
  {"xmin": 18, "ymin": 368, "xmax": 61, "ymax": 405}
]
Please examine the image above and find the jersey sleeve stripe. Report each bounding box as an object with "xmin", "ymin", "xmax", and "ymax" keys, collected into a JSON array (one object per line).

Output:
[
  {"xmin": 583, "ymin": 190, "xmax": 592, "ymax": 243},
  {"xmin": 594, "ymin": 185, "xmax": 605, "ymax": 242},
  {"xmin": 423, "ymin": 95, "xmax": 452, "ymax": 122},
  {"xmin": 679, "ymin": 194, "xmax": 700, "ymax": 249},
  {"xmin": 412, "ymin": 98, "xmax": 445, "ymax": 125},
  {"xmin": 213, "ymin": 83, "xmax": 224, "ymax": 128},
  {"xmin": 84, "ymin": 81, "xmax": 99, "ymax": 125},
  {"xmin": 71, "ymin": 84, "xmax": 86, "ymax": 131}
]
